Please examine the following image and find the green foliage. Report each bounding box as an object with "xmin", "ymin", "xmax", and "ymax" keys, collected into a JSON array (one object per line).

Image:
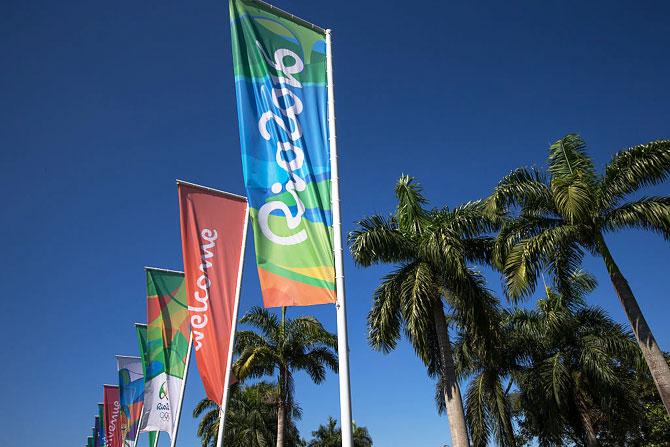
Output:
[
  {"xmin": 349, "ymin": 175, "xmax": 502, "ymax": 374},
  {"xmin": 307, "ymin": 417, "xmax": 373, "ymax": 447},
  {"xmin": 510, "ymin": 273, "xmax": 642, "ymax": 446},
  {"xmin": 487, "ymin": 133, "xmax": 670, "ymax": 299},
  {"xmin": 192, "ymin": 382, "xmax": 303, "ymax": 447},
  {"xmin": 233, "ymin": 307, "xmax": 337, "ymax": 445}
]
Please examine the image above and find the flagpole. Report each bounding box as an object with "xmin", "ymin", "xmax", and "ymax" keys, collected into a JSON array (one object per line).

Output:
[
  {"xmin": 215, "ymin": 206, "xmax": 249, "ymax": 447},
  {"xmin": 131, "ymin": 403, "xmax": 142, "ymax": 447},
  {"xmin": 325, "ymin": 29, "xmax": 353, "ymax": 447},
  {"xmin": 169, "ymin": 333, "xmax": 193, "ymax": 447}
]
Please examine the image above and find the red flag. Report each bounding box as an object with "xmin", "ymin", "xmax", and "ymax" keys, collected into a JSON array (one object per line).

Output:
[
  {"xmin": 103, "ymin": 385, "xmax": 122, "ymax": 447},
  {"xmin": 178, "ymin": 181, "xmax": 248, "ymax": 404}
]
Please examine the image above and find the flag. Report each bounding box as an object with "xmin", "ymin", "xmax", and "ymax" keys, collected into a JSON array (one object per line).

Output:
[
  {"xmin": 178, "ymin": 181, "xmax": 248, "ymax": 404},
  {"xmin": 94, "ymin": 416, "xmax": 101, "ymax": 447},
  {"xmin": 230, "ymin": 0, "xmax": 335, "ymax": 307},
  {"xmin": 88, "ymin": 436, "xmax": 94, "ymax": 447},
  {"xmin": 104, "ymin": 385, "xmax": 122, "ymax": 447},
  {"xmin": 140, "ymin": 268, "xmax": 190, "ymax": 436},
  {"xmin": 116, "ymin": 356, "xmax": 144, "ymax": 447},
  {"xmin": 135, "ymin": 324, "xmax": 158, "ymax": 447},
  {"xmin": 97, "ymin": 403, "xmax": 106, "ymax": 447},
  {"xmin": 92, "ymin": 421, "xmax": 99, "ymax": 447}
]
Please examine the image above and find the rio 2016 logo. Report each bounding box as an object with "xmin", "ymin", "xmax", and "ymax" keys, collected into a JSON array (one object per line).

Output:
[
  {"xmin": 255, "ymin": 27, "xmax": 309, "ymax": 247},
  {"xmin": 159, "ymin": 382, "xmax": 168, "ymax": 400}
]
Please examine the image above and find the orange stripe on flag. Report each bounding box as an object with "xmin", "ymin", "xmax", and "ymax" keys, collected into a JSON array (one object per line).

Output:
[{"xmin": 258, "ymin": 268, "xmax": 336, "ymax": 307}]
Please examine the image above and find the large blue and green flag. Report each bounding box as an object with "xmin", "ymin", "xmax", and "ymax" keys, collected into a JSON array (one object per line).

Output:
[{"xmin": 230, "ymin": 0, "xmax": 335, "ymax": 307}]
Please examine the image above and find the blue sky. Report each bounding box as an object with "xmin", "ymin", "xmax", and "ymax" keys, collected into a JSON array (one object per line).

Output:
[{"xmin": 1, "ymin": 1, "xmax": 669, "ymax": 446}]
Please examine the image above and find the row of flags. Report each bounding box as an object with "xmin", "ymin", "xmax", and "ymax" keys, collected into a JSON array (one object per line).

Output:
[{"xmin": 84, "ymin": 0, "xmax": 354, "ymax": 446}]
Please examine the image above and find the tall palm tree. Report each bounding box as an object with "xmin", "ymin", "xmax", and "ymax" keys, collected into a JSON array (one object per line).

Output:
[
  {"xmin": 193, "ymin": 382, "xmax": 303, "ymax": 447},
  {"xmin": 510, "ymin": 271, "xmax": 641, "ymax": 447},
  {"xmin": 234, "ymin": 307, "xmax": 337, "ymax": 447},
  {"xmin": 349, "ymin": 175, "xmax": 501, "ymax": 447},
  {"xmin": 487, "ymin": 134, "xmax": 670, "ymax": 412},
  {"xmin": 307, "ymin": 416, "xmax": 373, "ymax": 447}
]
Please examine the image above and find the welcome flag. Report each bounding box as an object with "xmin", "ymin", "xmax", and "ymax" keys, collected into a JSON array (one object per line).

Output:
[
  {"xmin": 103, "ymin": 385, "xmax": 122, "ymax": 447},
  {"xmin": 230, "ymin": 0, "xmax": 335, "ymax": 307},
  {"xmin": 140, "ymin": 268, "xmax": 190, "ymax": 436},
  {"xmin": 97, "ymin": 403, "xmax": 106, "ymax": 447},
  {"xmin": 178, "ymin": 181, "xmax": 248, "ymax": 404},
  {"xmin": 116, "ymin": 356, "xmax": 144, "ymax": 447},
  {"xmin": 135, "ymin": 324, "xmax": 158, "ymax": 447}
]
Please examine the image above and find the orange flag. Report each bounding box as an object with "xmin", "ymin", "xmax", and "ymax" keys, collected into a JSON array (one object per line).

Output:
[{"xmin": 178, "ymin": 180, "xmax": 248, "ymax": 404}]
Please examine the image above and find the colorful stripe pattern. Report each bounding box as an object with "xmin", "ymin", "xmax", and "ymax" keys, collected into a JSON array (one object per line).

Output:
[{"xmin": 230, "ymin": 0, "xmax": 335, "ymax": 307}]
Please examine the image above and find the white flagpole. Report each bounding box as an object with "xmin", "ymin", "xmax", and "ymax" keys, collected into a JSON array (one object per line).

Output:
[
  {"xmin": 169, "ymin": 333, "xmax": 194, "ymax": 447},
  {"xmin": 131, "ymin": 407, "xmax": 142, "ymax": 447},
  {"xmin": 325, "ymin": 29, "xmax": 354, "ymax": 447},
  {"xmin": 215, "ymin": 206, "xmax": 250, "ymax": 447}
]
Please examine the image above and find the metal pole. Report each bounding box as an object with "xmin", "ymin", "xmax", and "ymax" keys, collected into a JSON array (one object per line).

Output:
[
  {"xmin": 325, "ymin": 29, "xmax": 353, "ymax": 447},
  {"xmin": 169, "ymin": 333, "xmax": 193, "ymax": 447},
  {"xmin": 131, "ymin": 407, "xmax": 142, "ymax": 447},
  {"xmin": 215, "ymin": 206, "xmax": 250, "ymax": 447}
]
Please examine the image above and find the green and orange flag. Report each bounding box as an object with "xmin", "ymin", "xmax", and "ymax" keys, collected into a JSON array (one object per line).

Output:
[{"xmin": 138, "ymin": 268, "xmax": 190, "ymax": 437}]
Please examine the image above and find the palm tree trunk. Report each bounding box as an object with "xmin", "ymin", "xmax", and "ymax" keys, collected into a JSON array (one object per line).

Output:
[
  {"xmin": 276, "ymin": 399, "xmax": 286, "ymax": 447},
  {"xmin": 433, "ymin": 299, "xmax": 470, "ymax": 447},
  {"xmin": 576, "ymin": 393, "xmax": 598, "ymax": 447},
  {"xmin": 595, "ymin": 233, "xmax": 670, "ymax": 415}
]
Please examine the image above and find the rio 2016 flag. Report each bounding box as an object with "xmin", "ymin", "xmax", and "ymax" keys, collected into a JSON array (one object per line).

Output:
[
  {"xmin": 178, "ymin": 181, "xmax": 248, "ymax": 404},
  {"xmin": 116, "ymin": 356, "xmax": 144, "ymax": 447},
  {"xmin": 140, "ymin": 268, "xmax": 190, "ymax": 437},
  {"xmin": 104, "ymin": 385, "xmax": 122, "ymax": 447},
  {"xmin": 135, "ymin": 324, "xmax": 158, "ymax": 447},
  {"xmin": 230, "ymin": 0, "xmax": 335, "ymax": 307}
]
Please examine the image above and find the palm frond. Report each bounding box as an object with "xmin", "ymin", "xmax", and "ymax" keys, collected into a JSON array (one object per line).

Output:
[
  {"xmin": 240, "ymin": 307, "xmax": 280, "ymax": 340},
  {"xmin": 603, "ymin": 196, "xmax": 670, "ymax": 240},
  {"xmin": 548, "ymin": 134, "xmax": 596, "ymax": 182},
  {"xmin": 367, "ymin": 264, "xmax": 409, "ymax": 353},
  {"xmin": 486, "ymin": 167, "xmax": 553, "ymax": 214},
  {"xmin": 394, "ymin": 175, "xmax": 428, "ymax": 234},
  {"xmin": 601, "ymin": 139, "xmax": 670, "ymax": 206},
  {"xmin": 348, "ymin": 214, "xmax": 415, "ymax": 266}
]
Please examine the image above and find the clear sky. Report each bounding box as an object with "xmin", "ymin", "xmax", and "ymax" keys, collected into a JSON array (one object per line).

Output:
[{"xmin": 1, "ymin": 1, "xmax": 669, "ymax": 446}]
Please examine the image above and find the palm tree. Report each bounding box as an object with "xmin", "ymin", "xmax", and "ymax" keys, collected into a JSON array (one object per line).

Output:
[
  {"xmin": 349, "ymin": 175, "xmax": 501, "ymax": 447},
  {"xmin": 452, "ymin": 311, "xmax": 520, "ymax": 447},
  {"xmin": 307, "ymin": 416, "xmax": 373, "ymax": 447},
  {"xmin": 487, "ymin": 134, "xmax": 670, "ymax": 412},
  {"xmin": 234, "ymin": 307, "xmax": 337, "ymax": 447},
  {"xmin": 193, "ymin": 382, "xmax": 303, "ymax": 447},
  {"xmin": 511, "ymin": 271, "xmax": 641, "ymax": 446}
]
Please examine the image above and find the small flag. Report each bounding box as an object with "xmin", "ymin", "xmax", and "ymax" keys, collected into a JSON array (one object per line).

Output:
[
  {"xmin": 116, "ymin": 356, "xmax": 144, "ymax": 447},
  {"xmin": 103, "ymin": 385, "xmax": 122, "ymax": 447}
]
